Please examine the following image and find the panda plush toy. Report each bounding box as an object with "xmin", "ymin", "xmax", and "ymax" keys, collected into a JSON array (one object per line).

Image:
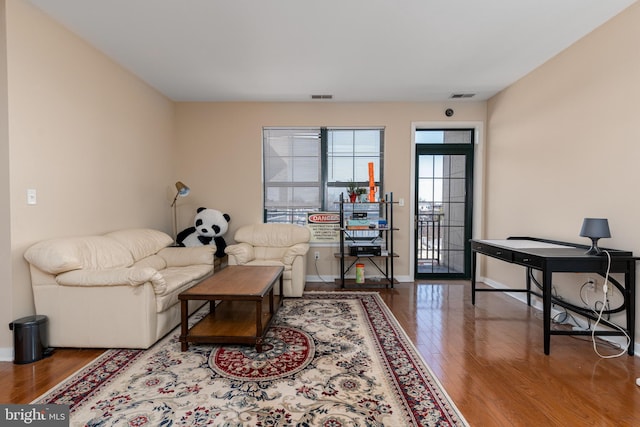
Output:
[{"xmin": 176, "ymin": 207, "xmax": 231, "ymax": 258}]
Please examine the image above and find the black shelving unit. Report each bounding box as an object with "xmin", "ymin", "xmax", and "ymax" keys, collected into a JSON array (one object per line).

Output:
[{"xmin": 335, "ymin": 192, "xmax": 398, "ymax": 288}]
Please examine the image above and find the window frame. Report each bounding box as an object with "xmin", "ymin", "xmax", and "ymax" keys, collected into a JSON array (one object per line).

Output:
[{"xmin": 263, "ymin": 126, "xmax": 384, "ymax": 225}]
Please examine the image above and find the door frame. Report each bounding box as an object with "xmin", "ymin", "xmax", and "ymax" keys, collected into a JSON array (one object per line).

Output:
[{"xmin": 408, "ymin": 121, "xmax": 485, "ymax": 282}]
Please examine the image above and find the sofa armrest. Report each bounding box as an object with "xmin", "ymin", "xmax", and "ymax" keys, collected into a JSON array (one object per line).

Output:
[
  {"xmin": 157, "ymin": 246, "xmax": 215, "ymax": 267},
  {"xmin": 55, "ymin": 267, "xmax": 167, "ymax": 294},
  {"xmin": 282, "ymin": 243, "xmax": 310, "ymax": 265},
  {"xmin": 224, "ymin": 243, "xmax": 255, "ymax": 265}
]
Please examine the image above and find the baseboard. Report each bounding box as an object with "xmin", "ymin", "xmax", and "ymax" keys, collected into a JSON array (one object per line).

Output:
[
  {"xmin": 479, "ymin": 275, "xmax": 640, "ymax": 357},
  {"xmin": 306, "ymin": 274, "xmax": 412, "ymax": 284},
  {"xmin": 0, "ymin": 347, "xmax": 13, "ymax": 362}
]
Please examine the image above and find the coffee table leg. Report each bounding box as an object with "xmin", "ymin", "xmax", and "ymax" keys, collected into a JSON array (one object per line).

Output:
[
  {"xmin": 269, "ymin": 287, "xmax": 274, "ymax": 313},
  {"xmin": 180, "ymin": 300, "xmax": 188, "ymax": 351},
  {"xmin": 256, "ymin": 299, "xmax": 263, "ymax": 352}
]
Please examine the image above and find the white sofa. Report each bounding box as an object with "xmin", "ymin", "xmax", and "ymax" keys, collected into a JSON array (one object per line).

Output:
[
  {"xmin": 224, "ymin": 223, "xmax": 310, "ymax": 297},
  {"xmin": 23, "ymin": 228, "xmax": 215, "ymax": 349}
]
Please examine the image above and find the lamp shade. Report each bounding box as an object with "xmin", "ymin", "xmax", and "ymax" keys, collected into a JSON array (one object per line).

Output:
[
  {"xmin": 171, "ymin": 181, "xmax": 190, "ymax": 242},
  {"xmin": 579, "ymin": 218, "xmax": 611, "ymax": 239},
  {"xmin": 175, "ymin": 181, "xmax": 190, "ymax": 197}
]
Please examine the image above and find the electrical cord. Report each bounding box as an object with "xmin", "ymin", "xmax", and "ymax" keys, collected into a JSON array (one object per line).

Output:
[
  {"xmin": 314, "ymin": 258, "xmax": 332, "ymax": 284},
  {"xmin": 591, "ymin": 250, "xmax": 630, "ymax": 359},
  {"xmin": 531, "ymin": 263, "xmax": 623, "ymax": 332},
  {"xmin": 529, "ymin": 271, "xmax": 584, "ymax": 329}
]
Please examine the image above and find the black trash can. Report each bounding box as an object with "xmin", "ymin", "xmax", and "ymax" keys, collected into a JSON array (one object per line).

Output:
[{"xmin": 8, "ymin": 315, "xmax": 52, "ymax": 364}]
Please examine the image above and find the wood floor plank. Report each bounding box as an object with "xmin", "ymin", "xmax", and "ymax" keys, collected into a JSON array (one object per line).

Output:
[
  {"xmin": 1, "ymin": 280, "xmax": 639, "ymax": 426},
  {"xmin": 0, "ymin": 348, "xmax": 104, "ymax": 404}
]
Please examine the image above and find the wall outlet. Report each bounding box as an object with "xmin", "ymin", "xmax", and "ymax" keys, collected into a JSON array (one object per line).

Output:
[
  {"xmin": 586, "ymin": 277, "xmax": 597, "ymax": 291},
  {"xmin": 314, "ymin": 251, "xmax": 320, "ymax": 260}
]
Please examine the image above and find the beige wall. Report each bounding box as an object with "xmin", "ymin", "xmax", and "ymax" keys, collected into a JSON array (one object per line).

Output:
[
  {"xmin": 0, "ymin": 0, "xmax": 176, "ymax": 353},
  {"xmin": 485, "ymin": 3, "xmax": 640, "ymax": 343},
  {"xmin": 174, "ymin": 102, "xmax": 486, "ymax": 280}
]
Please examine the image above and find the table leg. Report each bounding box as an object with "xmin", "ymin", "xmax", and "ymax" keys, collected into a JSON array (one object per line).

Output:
[
  {"xmin": 256, "ymin": 299, "xmax": 263, "ymax": 352},
  {"xmin": 543, "ymin": 270, "xmax": 552, "ymax": 355},
  {"xmin": 626, "ymin": 262, "xmax": 635, "ymax": 355},
  {"xmin": 269, "ymin": 287, "xmax": 274, "ymax": 313},
  {"xmin": 471, "ymin": 251, "xmax": 477, "ymax": 305},
  {"xmin": 180, "ymin": 300, "xmax": 188, "ymax": 352},
  {"xmin": 525, "ymin": 267, "xmax": 532, "ymax": 306}
]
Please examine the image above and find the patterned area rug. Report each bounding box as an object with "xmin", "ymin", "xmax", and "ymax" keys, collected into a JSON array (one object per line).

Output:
[{"xmin": 34, "ymin": 292, "xmax": 468, "ymax": 426}]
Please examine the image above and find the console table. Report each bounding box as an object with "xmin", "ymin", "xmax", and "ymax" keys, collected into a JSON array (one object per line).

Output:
[{"xmin": 471, "ymin": 237, "xmax": 636, "ymax": 355}]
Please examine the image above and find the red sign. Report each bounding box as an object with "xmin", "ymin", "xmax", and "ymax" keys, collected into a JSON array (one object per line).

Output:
[
  {"xmin": 306, "ymin": 212, "xmax": 340, "ymax": 242},
  {"xmin": 307, "ymin": 213, "xmax": 340, "ymax": 224}
]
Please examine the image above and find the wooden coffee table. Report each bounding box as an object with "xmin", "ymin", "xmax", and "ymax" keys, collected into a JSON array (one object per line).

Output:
[{"xmin": 178, "ymin": 265, "xmax": 284, "ymax": 352}]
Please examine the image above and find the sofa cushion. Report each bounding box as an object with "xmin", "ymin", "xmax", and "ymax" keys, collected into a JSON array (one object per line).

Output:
[
  {"xmin": 24, "ymin": 236, "xmax": 133, "ymax": 274},
  {"xmin": 55, "ymin": 267, "xmax": 167, "ymax": 294},
  {"xmin": 253, "ymin": 246, "xmax": 288, "ymax": 261},
  {"xmin": 105, "ymin": 228, "xmax": 173, "ymax": 262},
  {"xmin": 133, "ymin": 254, "xmax": 168, "ymax": 271},
  {"xmin": 158, "ymin": 246, "xmax": 215, "ymax": 267}
]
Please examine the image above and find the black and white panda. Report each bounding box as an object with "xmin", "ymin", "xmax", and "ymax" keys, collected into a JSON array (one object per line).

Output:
[{"xmin": 176, "ymin": 207, "xmax": 230, "ymax": 258}]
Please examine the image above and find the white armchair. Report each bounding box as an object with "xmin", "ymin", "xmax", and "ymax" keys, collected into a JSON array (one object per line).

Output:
[{"xmin": 224, "ymin": 223, "xmax": 311, "ymax": 297}]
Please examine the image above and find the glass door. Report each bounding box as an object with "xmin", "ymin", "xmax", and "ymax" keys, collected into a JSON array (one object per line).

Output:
[{"xmin": 415, "ymin": 130, "xmax": 474, "ymax": 279}]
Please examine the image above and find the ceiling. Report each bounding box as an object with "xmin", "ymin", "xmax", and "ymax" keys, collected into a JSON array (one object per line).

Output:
[{"xmin": 27, "ymin": 0, "xmax": 637, "ymax": 102}]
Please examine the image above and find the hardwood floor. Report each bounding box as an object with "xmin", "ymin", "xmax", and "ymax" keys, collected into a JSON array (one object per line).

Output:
[
  {"xmin": 2, "ymin": 280, "xmax": 639, "ymax": 426},
  {"xmin": 0, "ymin": 347, "xmax": 103, "ymax": 404}
]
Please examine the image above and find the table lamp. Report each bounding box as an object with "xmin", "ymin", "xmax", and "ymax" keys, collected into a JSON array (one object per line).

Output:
[
  {"xmin": 171, "ymin": 181, "xmax": 190, "ymax": 242},
  {"xmin": 579, "ymin": 218, "xmax": 610, "ymax": 256}
]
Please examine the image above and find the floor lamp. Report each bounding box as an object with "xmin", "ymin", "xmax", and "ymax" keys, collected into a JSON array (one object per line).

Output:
[{"xmin": 171, "ymin": 181, "xmax": 190, "ymax": 243}]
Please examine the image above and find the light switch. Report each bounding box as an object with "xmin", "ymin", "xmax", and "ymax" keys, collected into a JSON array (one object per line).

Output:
[{"xmin": 27, "ymin": 189, "xmax": 37, "ymax": 205}]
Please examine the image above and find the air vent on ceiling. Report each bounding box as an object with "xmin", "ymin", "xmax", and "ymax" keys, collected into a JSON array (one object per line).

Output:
[
  {"xmin": 450, "ymin": 93, "xmax": 475, "ymax": 99},
  {"xmin": 311, "ymin": 94, "xmax": 333, "ymax": 99}
]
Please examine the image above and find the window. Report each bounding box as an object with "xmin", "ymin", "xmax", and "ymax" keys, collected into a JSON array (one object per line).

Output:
[
  {"xmin": 263, "ymin": 127, "xmax": 384, "ymax": 225},
  {"xmin": 415, "ymin": 129, "xmax": 473, "ymax": 144}
]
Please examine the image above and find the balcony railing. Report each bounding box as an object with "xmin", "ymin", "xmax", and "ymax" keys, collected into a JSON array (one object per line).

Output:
[{"xmin": 417, "ymin": 213, "xmax": 443, "ymax": 264}]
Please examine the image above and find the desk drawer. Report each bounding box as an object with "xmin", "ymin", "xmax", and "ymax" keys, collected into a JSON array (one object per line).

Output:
[
  {"xmin": 513, "ymin": 252, "xmax": 544, "ymax": 269},
  {"xmin": 472, "ymin": 242, "xmax": 513, "ymax": 262}
]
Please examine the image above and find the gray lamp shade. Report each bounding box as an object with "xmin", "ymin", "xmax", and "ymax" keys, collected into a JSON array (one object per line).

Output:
[
  {"xmin": 580, "ymin": 218, "xmax": 611, "ymax": 239},
  {"xmin": 579, "ymin": 218, "xmax": 610, "ymax": 255}
]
